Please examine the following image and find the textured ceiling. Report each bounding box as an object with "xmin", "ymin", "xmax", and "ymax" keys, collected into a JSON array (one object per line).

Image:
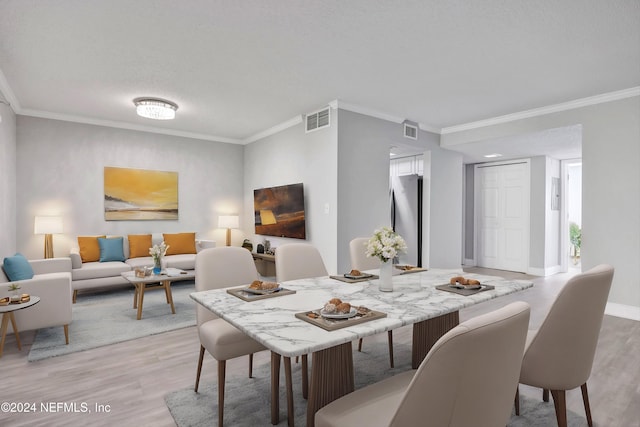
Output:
[{"xmin": 0, "ymin": 0, "xmax": 638, "ymax": 150}]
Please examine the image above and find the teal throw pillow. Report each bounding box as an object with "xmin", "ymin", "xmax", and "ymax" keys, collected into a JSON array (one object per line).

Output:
[
  {"xmin": 98, "ymin": 237, "xmax": 126, "ymax": 262},
  {"xmin": 3, "ymin": 253, "xmax": 35, "ymax": 281}
]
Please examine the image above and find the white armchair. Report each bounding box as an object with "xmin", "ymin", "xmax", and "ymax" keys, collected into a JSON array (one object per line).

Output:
[{"xmin": 1, "ymin": 257, "xmax": 73, "ymax": 344}]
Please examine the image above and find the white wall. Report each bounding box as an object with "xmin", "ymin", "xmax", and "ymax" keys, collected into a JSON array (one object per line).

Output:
[
  {"xmin": 16, "ymin": 116, "xmax": 245, "ymax": 259},
  {"xmin": 441, "ymin": 96, "xmax": 640, "ymax": 311},
  {"xmin": 0, "ymin": 103, "xmax": 17, "ymax": 259},
  {"xmin": 244, "ymin": 114, "xmax": 339, "ymax": 273}
]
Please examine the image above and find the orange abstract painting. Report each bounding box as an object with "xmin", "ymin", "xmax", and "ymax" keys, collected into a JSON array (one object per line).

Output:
[{"xmin": 104, "ymin": 167, "xmax": 178, "ymax": 220}]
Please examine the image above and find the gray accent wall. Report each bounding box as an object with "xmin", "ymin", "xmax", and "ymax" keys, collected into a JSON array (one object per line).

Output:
[
  {"xmin": 529, "ymin": 156, "xmax": 546, "ymax": 270},
  {"xmin": 0, "ymin": 104, "xmax": 17, "ymax": 259},
  {"xmin": 463, "ymin": 164, "xmax": 474, "ymax": 261},
  {"xmin": 336, "ymin": 109, "xmax": 462, "ymax": 273},
  {"xmin": 336, "ymin": 109, "xmax": 396, "ymax": 273},
  {"xmin": 442, "ymin": 96, "xmax": 640, "ymax": 310},
  {"xmin": 15, "ymin": 116, "xmax": 245, "ymax": 259},
  {"xmin": 244, "ymin": 115, "xmax": 339, "ymax": 273},
  {"xmin": 428, "ymin": 140, "xmax": 464, "ymax": 269},
  {"xmin": 244, "ymin": 107, "xmax": 464, "ymax": 275}
]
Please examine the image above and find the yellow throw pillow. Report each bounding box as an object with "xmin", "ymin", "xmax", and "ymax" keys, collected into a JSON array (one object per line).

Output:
[
  {"xmin": 128, "ymin": 234, "xmax": 152, "ymax": 258},
  {"xmin": 78, "ymin": 235, "xmax": 106, "ymax": 263},
  {"xmin": 163, "ymin": 232, "xmax": 196, "ymax": 255}
]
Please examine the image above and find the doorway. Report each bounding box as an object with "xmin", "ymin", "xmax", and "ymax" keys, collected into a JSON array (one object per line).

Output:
[
  {"xmin": 474, "ymin": 160, "xmax": 530, "ymax": 273},
  {"xmin": 561, "ymin": 159, "xmax": 582, "ymax": 272}
]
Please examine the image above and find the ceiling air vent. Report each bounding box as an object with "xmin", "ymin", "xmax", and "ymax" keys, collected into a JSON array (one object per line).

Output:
[
  {"xmin": 305, "ymin": 107, "xmax": 330, "ymax": 133},
  {"xmin": 404, "ymin": 123, "xmax": 418, "ymax": 140}
]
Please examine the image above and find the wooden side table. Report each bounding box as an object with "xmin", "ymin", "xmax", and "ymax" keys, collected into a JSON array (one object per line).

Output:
[{"xmin": 0, "ymin": 296, "xmax": 40, "ymax": 357}]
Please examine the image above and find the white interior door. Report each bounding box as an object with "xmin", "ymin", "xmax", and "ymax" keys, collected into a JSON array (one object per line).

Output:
[{"xmin": 475, "ymin": 161, "xmax": 530, "ymax": 272}]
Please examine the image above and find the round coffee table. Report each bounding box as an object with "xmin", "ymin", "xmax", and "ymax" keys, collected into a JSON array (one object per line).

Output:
[{"xmin": 0, "ymin": 296, "xmax": 40, "ymax": 357}]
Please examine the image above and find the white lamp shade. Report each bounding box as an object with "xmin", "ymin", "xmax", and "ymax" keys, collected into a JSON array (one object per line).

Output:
[
  {"xmin": 34, "ymin": 216, "xmax": 63, "ymax": 235},
  {"xmin": 218, "ymin": 215, "xmax": 239, "ymax": 229}
]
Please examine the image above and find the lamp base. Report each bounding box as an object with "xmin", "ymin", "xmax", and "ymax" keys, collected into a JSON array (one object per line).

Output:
[
  {"xmin": 44, "ymin": 234, "xmax": 54, "ymax": 259},
  {"xmin": 226, "ymin": 228, "xmax": 231, "ymax": 246}
]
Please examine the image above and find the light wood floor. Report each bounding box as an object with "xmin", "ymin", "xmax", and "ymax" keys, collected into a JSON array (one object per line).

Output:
[{"xmin": 0, "ymin": 268, "xmax": 638, "ymax": 427}]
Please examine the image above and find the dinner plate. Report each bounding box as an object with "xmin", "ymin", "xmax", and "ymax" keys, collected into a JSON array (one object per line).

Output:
[
  {"xmin": 243, "ymin": 286, "xmax": 282, "ymax": 295},
  {"xmin": 343, "ymin": 273, "xmax": 374, "ymax": 280},
  {"xmin": 449, "ymin": 283, "xmax": 482, "ymax": 290},
  {"xmin": 320, "ymin": 307, "xmax": 358, "ymax": 319}
]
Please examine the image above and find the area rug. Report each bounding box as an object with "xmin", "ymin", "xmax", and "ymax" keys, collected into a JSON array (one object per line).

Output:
[
  {"xmin": 28, "ymin": 281, "xmax": 196, "ymax": 361},
  {"xmin": 165, "ymin": 341, "xmax": 588, "ymax": 426}
]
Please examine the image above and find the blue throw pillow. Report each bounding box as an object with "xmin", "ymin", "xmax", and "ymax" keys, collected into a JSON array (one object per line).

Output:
[
  {"xmin": 3, "ymin": 253, "xmax": 35, "ymax": 281},
  {"xmin": 98, "ymin": 237, "xmax": 126, "ymax": 262}
]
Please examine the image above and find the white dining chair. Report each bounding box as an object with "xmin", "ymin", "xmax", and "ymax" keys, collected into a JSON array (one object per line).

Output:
[
  {"xmin": 276, "ymin": 243, "xmax": 329, "ymax": 399},
  {"xmin": 515, "ymin": 264, "xmax": 614, "ymax": 427},
  {"xmin": 276, "ymin": 243, "xmax": 328, "ymax": 283},
  {"xmin": 315, "ymin": 301, "xmax": 531, "ymax": 427},
  {"xmin": 349, "ymin": 237, "xmax": 379, "ymax": 271},
  {"xmin": 349, "ymin": 237, "xmax": 395, "ymax": 367},
  {"xmin": 194, "ymin": 247, "xmax": 267, "ymax": 427}
]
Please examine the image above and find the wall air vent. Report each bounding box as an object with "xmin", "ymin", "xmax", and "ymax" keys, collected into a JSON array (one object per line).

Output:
[
  {"xmin": 305, "ymin": 107, "xmax": 331, "ymax": 133},
  {"xmin": 404, "ymin": 123, "xmax": 418, "ymax": 140}
]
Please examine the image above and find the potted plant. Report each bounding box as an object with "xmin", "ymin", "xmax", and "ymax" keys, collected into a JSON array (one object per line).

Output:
[{"xmin": 569, "ymin": 222, "xmax": 581, "ymax": 265}]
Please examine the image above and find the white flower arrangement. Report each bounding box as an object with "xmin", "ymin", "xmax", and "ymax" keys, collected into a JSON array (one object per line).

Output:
[
  {"xmin": 149, "ymin": 241, "xmax": 169, "ymax": 264},
  {"xmin": 365, "ymin": 226, "xmax": 407, "ymax": 263}
]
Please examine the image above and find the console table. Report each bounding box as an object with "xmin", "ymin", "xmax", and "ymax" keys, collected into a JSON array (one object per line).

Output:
[{"xmin": 253, "ymin": 253, "xmax": 276, "ymax": 277}]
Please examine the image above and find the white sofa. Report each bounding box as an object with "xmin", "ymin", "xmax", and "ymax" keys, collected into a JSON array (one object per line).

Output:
[
  {"xmin": 69, "ymin": 235, "xmax": 214, "ymax": 302},
  {"xmin": 0, "ymin": 258, "xmax": 73, "ymax": 344}
]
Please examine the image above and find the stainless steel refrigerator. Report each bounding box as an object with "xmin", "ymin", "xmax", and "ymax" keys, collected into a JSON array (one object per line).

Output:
[{"xmin": 391, "ymin": 174, "xmax": 423, "ymax": 267}]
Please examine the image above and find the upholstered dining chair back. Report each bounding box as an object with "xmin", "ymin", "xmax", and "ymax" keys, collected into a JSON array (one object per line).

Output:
[
  {"xmin": 520, "ymin": 264, "xmax": 614, "ymax": 391},
  {"xmin": 349, "ymin": 237, "xmax": 379, "ymax": 271},
  {"xmin": 391, "ymin": 301, "xmax": 530, "ymax": 427},
  {"xmin": 193, "ymin": 246, "xmax": 265, "ymax": 427},
  {"xmin": 315, "ymin": 302, "xmax": 530, "ymax": 427},
  {"xmin": 276, "ymin": 243, "xmax": 328, "ymax": 282},
  {"xmin": 195, "ymin": 247, "xmax": 259, "ymax": 327}
]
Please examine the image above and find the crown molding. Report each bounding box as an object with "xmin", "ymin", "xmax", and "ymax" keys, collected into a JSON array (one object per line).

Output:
[
  {"xmin": 242, "ymin": 101, "xmax": 339, "ymax": 144},
  {"xmin": 19, "ymin": 108, "xmax": 242, "ymax": 144},
  {"xmin": 335, "ymin": 100, "xmax": 404, "ymax": 124},
  {"xmin": 417, "ymin": 122, "xmax": 441, "ymax": 134},
  {"xmin": 441, "ymin": 86, "xmax": 640, "ymax": 135},
  {"xmin": 242, "ymin": 114, "xmax": 303, "ymax": 144},
  {"xmin": 0, "ymin": 68, "xmax": 21, "ymax": 111},
  {"xmin": 332, "ymin": 99, "xmax": 442, "ymax": 134}
]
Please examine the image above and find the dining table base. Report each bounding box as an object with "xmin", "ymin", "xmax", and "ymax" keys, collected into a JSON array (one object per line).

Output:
[
  {"xmin": 306, "ymin": 342, "xmax": 355, "ymax": 427},
  {"xmin": 411, "ymin": 311, "xmax": 460, "ymax": 368}
]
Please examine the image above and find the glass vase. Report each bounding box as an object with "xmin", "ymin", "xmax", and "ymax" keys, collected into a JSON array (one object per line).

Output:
[
  {"xmin": 153, "ymin": 258, "xmax": 162, "ymax": 275},
  {"xmin": 379, "ymin": 259, "xmax": 393, "ymax": 292}
]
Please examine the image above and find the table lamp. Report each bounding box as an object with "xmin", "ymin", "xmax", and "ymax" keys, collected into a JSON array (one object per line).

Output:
[
  {"xmin": 34, "ymin": 215, "xmax": 63, "ymax": 258},
  {"xmin": 218, "ymin": 215, "xmax": 239, "ymax": 246}
]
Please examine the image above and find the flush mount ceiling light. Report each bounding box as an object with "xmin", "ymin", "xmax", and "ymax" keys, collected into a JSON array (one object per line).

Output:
[
  {"xmin": 133, "ymin": 97, "xmax": 178, "ymax": 120},
  {"xmin": 484, "ymin": 153, "xmax": 503, "ymax": 158}
]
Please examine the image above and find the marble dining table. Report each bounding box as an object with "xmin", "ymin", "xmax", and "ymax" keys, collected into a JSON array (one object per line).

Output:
[{"xmin": 190, "ymin": 268, "xmax": 534, "ymax": 427}]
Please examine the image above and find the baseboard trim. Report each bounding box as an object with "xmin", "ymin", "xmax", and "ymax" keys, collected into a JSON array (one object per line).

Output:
[
  {"xmin": 527, "ymin": 265, "xmax": 562, "ymax": 277},
  {"xmin": 605, "ymin": 302, "xmax": 640, "ymax": 322},
  {"xmin": 462, "ymin": 258, "xmax": 475, "ymax": 266}
]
